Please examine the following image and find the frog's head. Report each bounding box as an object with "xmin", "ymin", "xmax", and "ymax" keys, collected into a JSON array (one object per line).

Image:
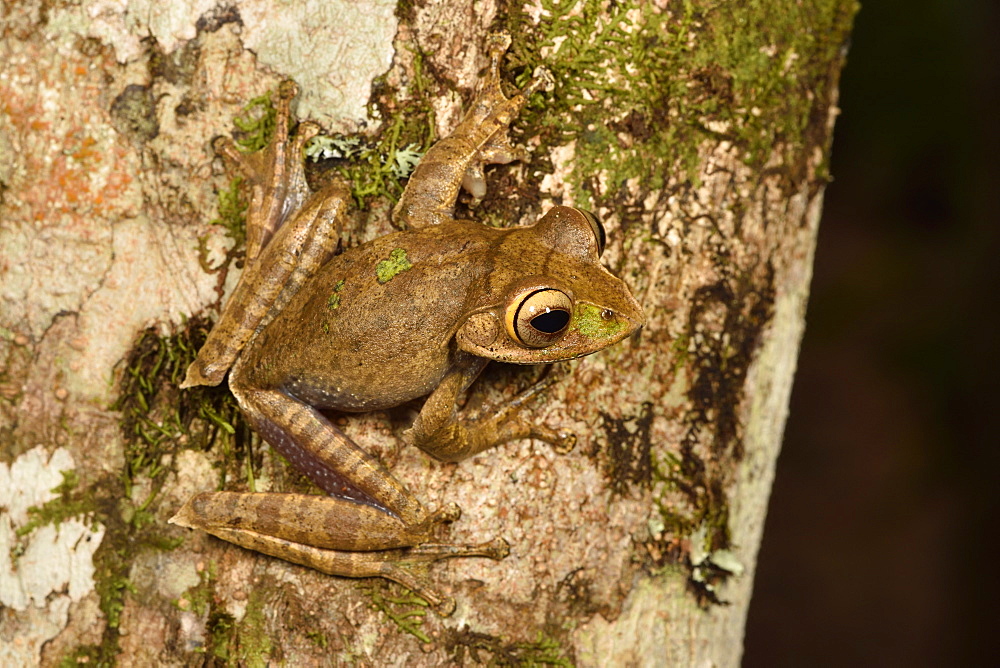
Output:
[{"xmin": 456, "ymin": 206, "xmax": 645, "ymax": 364}]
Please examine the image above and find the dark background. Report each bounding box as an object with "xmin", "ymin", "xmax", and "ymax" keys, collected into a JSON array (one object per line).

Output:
[{"xmin": 744, "ymin": 0, "xmax": 999, "ymax": 665}]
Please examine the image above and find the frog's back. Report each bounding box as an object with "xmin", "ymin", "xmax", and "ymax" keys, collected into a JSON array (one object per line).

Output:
[{"xmin": 242, "ymin": 221, "xmax": 502, "ymax": 411}]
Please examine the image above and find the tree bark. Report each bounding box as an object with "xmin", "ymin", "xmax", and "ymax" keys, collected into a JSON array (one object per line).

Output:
[{"xmin": 0, "ymin": 1, "xmax": 854, "ymax": 665}]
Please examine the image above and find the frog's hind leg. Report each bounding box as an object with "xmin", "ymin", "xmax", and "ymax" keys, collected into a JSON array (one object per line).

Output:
[
  {"xmin": 228, "ymin": 382, "xmax": 431, "ymax": 525},
  {"xmin": 182, "ymin": 81, "xmax": 351, "ymax": 388},
  {"xmin": 170, "ymin": 499, "xmax": 508, "ymax": 616}
]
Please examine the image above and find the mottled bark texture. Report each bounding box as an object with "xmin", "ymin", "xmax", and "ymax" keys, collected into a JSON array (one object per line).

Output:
[{"xmin": 0, "ymin": 0, "xmax": 854, "ymax": 665}]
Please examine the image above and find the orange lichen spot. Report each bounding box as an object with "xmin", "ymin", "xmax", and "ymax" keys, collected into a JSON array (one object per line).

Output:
[
  {"xmin": 71, "ymin": 136, "xmax": 99, "ymax": 162},
  {"xmin": 75, "ymin": 66, "xmax": 88, "ymax": 76}
]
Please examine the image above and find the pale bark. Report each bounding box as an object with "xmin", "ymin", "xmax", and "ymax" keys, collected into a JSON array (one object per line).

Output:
[{"xmin": 0, "ymin": 1, "xmax": 852, "ymax": 665}]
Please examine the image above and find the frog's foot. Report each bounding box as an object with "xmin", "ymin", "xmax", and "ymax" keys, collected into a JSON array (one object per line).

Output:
[
  {"xmin": 479, "ymin": 366, "xmax": 577, "ymax": 454},
  {"xmin": 509, "ymin": 373, "xmax": 577, "ymax": 454},
  {"xmin": 213, "ymin": 79, "xmax": 321, "ymax": 263},
  {"xmin": 458, "ymin": 35, "xmax": 554, "ymax": 205},
  {"xmin": 409, "ymin": 502, "xmax": 463, "ymax": 538},
  {"xmin": 381, "ymin": 537, "xmax": 511, "ymax": 615}
]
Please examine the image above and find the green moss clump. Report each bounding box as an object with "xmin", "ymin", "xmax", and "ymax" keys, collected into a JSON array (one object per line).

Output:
[
  {"xmin": 507, "ymin": 0, "xmax": 858, "ymax": 207},
  {"xmin": 112, "ymin": 320, "xmax": 255, "ymax": 505},
  {"xmin": 227, "ymin": 590, "xmax": 274, "ymax": 667},
  {"xmin": 208, "ymin": 177, "xmax": 248, "ymax": 251},
  {"xmin": 233, "ymin": 90, "xmax": 278, "ymax": 152},
  {"xmin": 360, "ymin": 581, "xmax": 432, "ymax": 644},
  {"xmin": 305, "ymin": 47, "xmax": 438, "ymax": 208}
]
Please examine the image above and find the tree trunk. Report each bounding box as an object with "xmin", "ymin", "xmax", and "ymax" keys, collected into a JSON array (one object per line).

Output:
[{"xmin": 0, "ymin": 1, "xmax": 855, "ymax": 665}]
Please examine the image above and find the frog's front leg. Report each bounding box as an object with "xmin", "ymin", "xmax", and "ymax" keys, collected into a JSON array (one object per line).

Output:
[
  {"xmin": 409, "ymin": 357, "xmax": 576, "ymax": 462},
  {"xmin": 182, "ymin": 81, "xmax": 350, "ymax": 388},
  {"xmin": 392, "ymin": 30, "xmax": 554, "ymax": 227},
  {"xmin": 171, "ymin": 373, "xmax": 509, "ymax": 615}
]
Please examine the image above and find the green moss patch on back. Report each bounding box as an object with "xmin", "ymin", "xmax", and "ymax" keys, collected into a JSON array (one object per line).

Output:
[
  {"xmin": 375, "ymin": 248, "xmax": 413, "ymax": 284},
  {"xmin": 326, "ymin": 279, "xmax": 346, "ymax": 310}
]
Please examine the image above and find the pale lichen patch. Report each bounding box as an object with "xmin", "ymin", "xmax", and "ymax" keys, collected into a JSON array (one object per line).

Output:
[{"xmin": 0, "ymin": 447, "xmax": 104, "ymax": 611}]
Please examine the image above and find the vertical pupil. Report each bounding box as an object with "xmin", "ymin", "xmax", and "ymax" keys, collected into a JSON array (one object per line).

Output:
[{"xmin": 530, "ymin": 309, "xmax": 570, "ymax": 334}]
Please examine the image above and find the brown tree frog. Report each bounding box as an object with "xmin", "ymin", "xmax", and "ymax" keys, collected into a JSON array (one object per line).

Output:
[{"xmin": 172, "ymin": 32, "xmax": 644, "ymax": 615}]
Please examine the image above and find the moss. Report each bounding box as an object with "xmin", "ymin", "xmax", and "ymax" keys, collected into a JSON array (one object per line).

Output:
[
  {"xmin": 503, "ymin": 0, "xmax": 857, "ymax": 207},
  {"xmin": 58, "ymin": 645, "xmax": 101, "ymax": 667},
  {"xmin": 193, "ymin": 586, "xmax": 276, "ymax": 664},
  {"xmin": 113, "ymin": 319, "xmax": 256, "ymax": 497},
  {"xmin": 305, "ymin": 630, "xmax": 329, "ymax": 649},
  {"xmin": 207, "ymin": 609, "xmax": 237, "ymax": 662},
  {"xmin": 14, "ymin": 470, "xmax": 96, "ymax": 537},
  {"xmin": 360, "ymin": 581, "xmax": 432, "ymax": 644},
  {"xmin": 232, "ymin": 90, "xmax": 278, "ymax": 153},
  {"xmin": 209, "ymin": 177, "xmax": 248, "ymax": 250},
  {"xmin": 305, "ymin": 44, "xmax": 438, "ymax": 208},
  {"xmin": 175, "ymin": 560, "xmax": 217, "ymax": 616},
  {"xmin": 307, "ymin": 115, "xmax": 432, "ymax": 207},
  {"xmin": 228, "ymin": 590, "xmax": 274, "ymax": 667}
]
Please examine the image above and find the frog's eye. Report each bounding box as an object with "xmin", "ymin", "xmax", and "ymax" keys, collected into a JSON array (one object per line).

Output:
[
  {"xmin": 506, "ymin": 288, "xmax": 573, "ymax": 348},
  {"xmin": 576, "ymin": 208, "xmax": 607, "ymax": 257}
]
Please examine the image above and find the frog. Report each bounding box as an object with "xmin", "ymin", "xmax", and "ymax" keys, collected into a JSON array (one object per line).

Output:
[{"xmin": 171, "ymin": 31, "xmax": 644, "ymax": 616}]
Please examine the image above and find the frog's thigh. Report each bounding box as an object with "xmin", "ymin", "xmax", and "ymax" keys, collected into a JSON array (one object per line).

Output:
[{"xmin": 231, "ymin": 384, "xmax": 428, "ymax": 526}]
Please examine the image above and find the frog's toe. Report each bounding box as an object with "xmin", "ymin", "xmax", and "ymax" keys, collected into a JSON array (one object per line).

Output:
[
  {"xmin": 433, "ymin": 595, "xmax": 457, "ymax": 617},
  {"xmin": 432, "ymin": 502, "xmax": 462, "ymax": 524},
  {"xmin": 485, "ymin": 536, "xmax": 511, "ymax": 560},
  {"xmin": 485, "ymin": 30, "xmax": 512, "ymax": 57},
  {"xmin": 552, "ymin": 432, "xmax": 577, "ymax": 455}
]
